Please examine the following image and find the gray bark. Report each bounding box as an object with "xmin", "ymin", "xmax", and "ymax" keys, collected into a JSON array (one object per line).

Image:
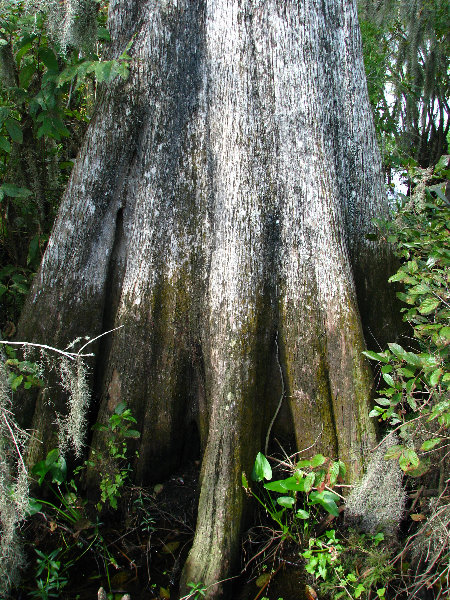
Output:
[{"xmin": 17, "ymin": 1, "xmax": 397, "ymax": 597}]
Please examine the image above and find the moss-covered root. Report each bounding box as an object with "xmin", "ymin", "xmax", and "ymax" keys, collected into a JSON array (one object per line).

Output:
[
  {"xmin": 180, "ymin": 422, "xmax": 244, "ymax": 598},
  {"xmin": 181, "ymin": 348, "xmax": 263, "ymax": 599}
]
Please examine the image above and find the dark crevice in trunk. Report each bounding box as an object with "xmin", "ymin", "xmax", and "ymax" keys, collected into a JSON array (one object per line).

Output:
[{"xmin": 88, "ymin": 206, "xmax": 126, "ymax": 438}]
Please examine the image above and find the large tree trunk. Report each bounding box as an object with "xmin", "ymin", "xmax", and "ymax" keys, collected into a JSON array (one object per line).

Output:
[{"xmin": 17, "ymin": 0, "xmax": 397, "ymax": 597}]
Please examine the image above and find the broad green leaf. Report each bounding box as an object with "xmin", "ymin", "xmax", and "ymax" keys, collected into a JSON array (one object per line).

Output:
[
  {"xmin": 57, "ymin": 64, "xmax": 79, "ymax": 86},
  {"xmin": 277, "ymin": 496, "xmax": 295, "ymax": 508},
  {"xmin": 5, "ymin": 119, "xmax": 23, "ymax": 143},
  {"xmin": 388, "ymin": 271, "xmax": 407, "ymax": 282},
  {"xmin": 296, "ymin": 509, "xmax": 309, "ymax": 519},
  {"xmin": 264, "ymin": 479, "xmax": 289, "ymax": 492},
  {"xmin": 398, "ymin": 367, "xmax": 415, "ymax": 378},
  {"xmin": 369, "ymin": 408, "xmax": 383, "ymax": 417},
  {"xmin": 405, "ymin": 352, "xmax": 423, "ymax": 367},
  {"xmin": 418, "ymin": 297, "xmax": 440, "ymax": 314},
  {"xmin": 303, "ymin": 472, "xmax": 315, "ymax": 493},
  {"xmin": 282, "ymin": 477, "xmax": 307, "ymax": 492},
  {"xmin": 98, "ymin": 27, "xmax": 111, "ymax": 41},
  {"xmin": 329, "ymin": 461, "xmax": 340, "ymax": 487},
  {"xmin": 407, "ymin": 459, "xmax": 431, "ymax": 478},
  {"xmin": 388, "ymin": 343, "xmax": 409, "ymax": 361},
  {"xmin": 308, "ymin": 492, "xmax": 339, "ymax": 517},
  {"xmin": 123, "ymin": 429, "xmax": 140, "ymax": 438},
  {"xmin": 19, "ymin": 62, "xmax": 35, "ymax": 88},
  {"xmin": 362, "ymin": 350, "xmax": 389, "ymax": 363},
  {"xmin": 0, "ymin": 135, "xmax": 11, "ymax": 152},
  {"xmin": 45, "ymin": 448, "xmax": 59, "ymax": 466},
  {"xmin": 39, "ymin": 47, "xmax": 59, "ymax": 72},
  {"xmin": 439, "ymin": 326, "xmax": 450, "ymax": 340},
  {"xmin": 404, "ymin": 449, "xmax": 419, "ymax": 467},
  {"xmin": 420, "ymin": 438, "xmax": 441, "ymax": 451},
  {"xmin": 11, "ymin": 375, "xmax": 23, "ymax": 391},
  {"xmin": 310, "ymin": 454, "xmax": 326, "ymax": 467},
  {"xmin": 376, "ymin": 397, "xmax": 391, "ymax": 407},
  {"xmin": 94, "ymin": 61, "xmax": 114, "ymax": 83},
  {"xmin": 382, "ymin": 372, "xmax": 395, "ymax": 387},
  {"xmin": 252, "ymin": 452, "xmax": 272, "ymax": 482},
  {"xmin": 429, "ymin": 368, "xmax": 443, "ymax": 387}
]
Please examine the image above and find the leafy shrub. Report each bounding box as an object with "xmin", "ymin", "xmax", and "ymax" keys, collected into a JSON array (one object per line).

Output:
[{"xmin": 365, "ymin": 161, "xmax": 449, "ymax": 478}]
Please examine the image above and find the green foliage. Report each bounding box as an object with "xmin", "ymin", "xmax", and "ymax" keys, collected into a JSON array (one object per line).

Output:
[
  {"xmin": 24, "ymin": 405, "xmax": 140, "ymax": 598},
  {"xmin": 0, "ymin": 1, "xmax": 132, "ymax": 327},
  {"xmin": 84, "ymin": 401, "xmax": 140, "ymax": 510},
  {"xmin": 2, "ymin": 343, "xmax": 42, "ymax": 390},
  {"xmin": 30, "ymin": 547, "xmax": 69, "ymax": 600},
  {"xmin": 245, "ymin": 453, "xmax": 345, "ymax": 543},
  {"xmin": 366, "ymin": 171, "xmax": 449, "ymax": 476},
  {"xmin": 359, "ymin": 0, "xmax": 449, "ymax": 170},
  {"xmin": 185, "ymin": 581, "xmax": 207, "ymax": 599},
  {"xmin": 302, "ymin": 529, "xmax": 392, "ymax": 600}
]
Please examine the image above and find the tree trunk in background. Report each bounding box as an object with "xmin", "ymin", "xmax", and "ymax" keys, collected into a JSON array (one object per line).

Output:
[{"xmin": 17, "ymin": 1, "xmax": 398, "ymax": 596}]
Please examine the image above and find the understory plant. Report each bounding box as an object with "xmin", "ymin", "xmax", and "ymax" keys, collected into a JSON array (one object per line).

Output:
[
  {"xmin": 302, "ymin": 529, "xmax": 392, "ymax": 600},
  {"xmin": 243, "ymin": 451, "xmax": 345, "ymax": 546},
  {"xmin": 361, "ymin": 161, "xmax": 449, "ymax": 598}
]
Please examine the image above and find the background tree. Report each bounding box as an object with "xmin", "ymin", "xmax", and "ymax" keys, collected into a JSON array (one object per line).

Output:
[
  {"xmin": 15, "ymin": 0, "xmax": 400, "ymax": 597},
  {"xmin": 358, "ymin": 0, "xmax": 449, "ymax": 176}
]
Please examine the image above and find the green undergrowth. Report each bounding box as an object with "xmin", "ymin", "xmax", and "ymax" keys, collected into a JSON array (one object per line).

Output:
[{"xmin": 242, "ymin": 163, "xmax": 449, "ymax": 600}]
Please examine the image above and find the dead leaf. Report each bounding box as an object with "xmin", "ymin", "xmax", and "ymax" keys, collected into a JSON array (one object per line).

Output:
[
  {"xmin": 162, "ymin": 541, "xmax": 180, "ymax": 554},
  {"xmin": 255, "ymin": 573, "xmax": 271, "ymax": 588},
  {"xmin": 411, "ymin": 513, "xmax": 426, "ymax": 521},
  {"xmin": 305, "ymin": 584, "xmax": 318, "ymax": 600},
  {"xmin": 159, "ymin": 586, "xmax": 170, "ymax": 599}
]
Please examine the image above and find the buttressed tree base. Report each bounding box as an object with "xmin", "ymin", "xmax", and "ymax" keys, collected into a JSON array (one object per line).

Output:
[{"xmin": 17, "ymin": 1, "xmax": 398, "ymax": 596}]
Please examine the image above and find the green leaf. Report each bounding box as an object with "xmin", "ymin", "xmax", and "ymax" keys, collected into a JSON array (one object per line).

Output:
[
  {"xmin": 39, "ymin": 47, "xmax": 59, "ymax": 72},
  {"xmin": 0, "ymin": 184, "xmax": 32, "ymax": 198},
  {"xmin": 241, "ymin": 472, "xmax": 248, "ymax": 490},
  {"xmin": 296, "ymin": 509, "xmax": 309, "ymax": 519},
  {"xmin": 439, "ymin": 326, "xmax": 450, "ymax": 340},
  {"xmin": 308, "ymin": 491, "xmax": 340, "ymax": 516},
  {"xmin": 354, "ymin": 585, "xmax": 366, "ymax": 599},
  {"xmin": 303, "ymin": 472, "xmax": 315, "ymax": 493},
  {"xmin": 277, "ymin": 496, "xmax": 295, "ymax": 508},
  {"xmin": 418, "ymin": 297, "xmax": 440, "ymax": 314},
  {"xmin": 376, "ymin": 397, "xmax": 391, "ymax": 407},
  {"xmin": 420, "ymin": 438, "xmax": 441, "ymax": 451},
  {"xmin": 0, "ymin": 136, "xmax": 11, "ymax": 152},
  {"xmin": 94, "ymin": 60, "xmax": 114, "ymax": 83},
  {"xmin": 5, "ymin": 119, "xmax": 23, "ymax": 143},
  {"xmin": 388, "ymin": 343, "xmax": 409, "ymax": 361},
  {"xmin": 264, "ymin": 479, "xmax": 289, "ymax": 492},
  {"xmin": 19, "ymin": 62, "xmax": 35, "ymax": 88},
  {"xmin": 389, "ymin": 271, "xmax": 407, "ymax": 282},
  {"xmin": 382, "ymin": 372, "xmax": 395, "ymax": 387},
  {"xmin": 98, "ymin": 27, "xmax": 111, "ymax": 41},
  {"xmin": 11, "ymin": 375, "xmax": 23, "ymax": 391},
  {"xmin": 429, "ymin": 368, "xmax": 443, "ymax": 387},
  {"xmin": 123, "ymin": 429, "xmax": 140, "ymax": 438},
  {"xmin": 362, "ymin": 350, "xmax": 389, "ymax": 363},
  {"xmin": 310, "ymin": 454, "xmax": 326, "ymax": 467},
  {"xmin": 252, "ymin": 452, "xmax": 272, "ymax": 482}
]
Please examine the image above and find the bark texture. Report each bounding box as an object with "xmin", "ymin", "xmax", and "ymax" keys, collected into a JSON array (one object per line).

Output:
[{"xmin": 18, "ymin": 1, "xmax": 397, "ymax": 597}]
